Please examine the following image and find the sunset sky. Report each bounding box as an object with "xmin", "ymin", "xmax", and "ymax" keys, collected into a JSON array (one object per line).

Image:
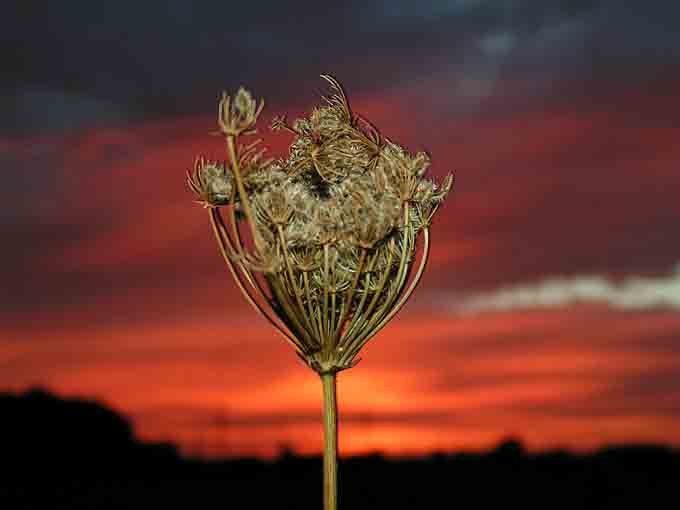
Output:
[{"xmin": 2, "ymin": 1, "xmax": 680, "ymax": 458}]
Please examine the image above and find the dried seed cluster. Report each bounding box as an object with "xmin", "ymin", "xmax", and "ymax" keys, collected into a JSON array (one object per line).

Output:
[{"xmin": 188, "ymin": 76, "xmax": 453, "ymax": 374}]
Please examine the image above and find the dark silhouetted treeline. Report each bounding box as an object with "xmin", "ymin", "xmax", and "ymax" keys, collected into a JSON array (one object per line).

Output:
[{"xmin": 1, "ymin": 388, "xmax": 677, "ymax": 509}]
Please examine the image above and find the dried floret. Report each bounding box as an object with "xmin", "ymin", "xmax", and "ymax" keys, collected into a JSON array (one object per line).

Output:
[{"xmin": 187, "ymin": 158, "xmax": 235, "ymax": 207}]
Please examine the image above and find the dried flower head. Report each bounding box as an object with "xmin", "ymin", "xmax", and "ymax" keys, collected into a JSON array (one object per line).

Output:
[
  {"xmin": 186, "ymin": 157, "xmax": 234, "ymax": 207},
  {"xmin": 217, "ymin": 87, "xmax": 265, "ymax": 137},
  {"xmin": 189, "ymin": 75, "xmax": 454, "ymax": 374}
]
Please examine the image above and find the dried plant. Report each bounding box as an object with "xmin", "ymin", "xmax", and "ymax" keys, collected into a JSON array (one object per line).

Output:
[{"xmin": 188, "ymin": 75, "xmax": 453, "ymax": 510}]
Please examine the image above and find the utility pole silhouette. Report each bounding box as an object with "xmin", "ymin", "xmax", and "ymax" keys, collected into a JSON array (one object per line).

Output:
[{"xmin": 214, "ymin": 408, "xmax": 229, "ymax": 458}]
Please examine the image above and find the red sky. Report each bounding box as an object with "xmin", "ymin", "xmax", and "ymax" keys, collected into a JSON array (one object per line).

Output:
[{"xmin": 2, "ymin": 2, "xmax": 680, "ymax": 459}]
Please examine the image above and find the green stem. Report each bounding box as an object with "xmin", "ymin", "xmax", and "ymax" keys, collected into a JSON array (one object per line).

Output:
[{"xmin": 321, "ymin": 372, "xmax": 338, "ymax": 510}]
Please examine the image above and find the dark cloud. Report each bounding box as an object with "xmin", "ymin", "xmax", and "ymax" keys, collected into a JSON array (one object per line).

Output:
[
  {"xmin": 502, "ymin": 363, "xmax": 680, "ymax": 420},
  {"xmin": 426, "ymin": 77, "xmax": 680, "ymax": 291},
  {"xmin": 2, "ymin": 1, "xmax": 679, "ymax": 136}
]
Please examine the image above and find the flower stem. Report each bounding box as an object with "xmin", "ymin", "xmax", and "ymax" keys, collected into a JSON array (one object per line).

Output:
[
  {"xmin": 321, "ymin": 372, "xmax": 338, "ymax": 510},
  {"xmin": 226, "ymin": 135, "xmax": 264, "ymax": 254}
]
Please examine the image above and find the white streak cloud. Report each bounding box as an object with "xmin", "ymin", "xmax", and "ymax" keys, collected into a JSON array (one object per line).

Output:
[{"xmin": 454, "ymin": 263, "xmax": 680, "ymax": 314}]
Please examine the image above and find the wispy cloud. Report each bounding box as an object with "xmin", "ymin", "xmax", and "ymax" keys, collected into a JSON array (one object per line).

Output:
[{"xmin": 453, "ymin": 263, "xmax": 680, "ymax": 314}]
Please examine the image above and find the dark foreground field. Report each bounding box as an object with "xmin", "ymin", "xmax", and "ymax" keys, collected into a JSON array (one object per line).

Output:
[{"xmin": 1, "ymin": 389, "xmax": 677, "ymax": 509}]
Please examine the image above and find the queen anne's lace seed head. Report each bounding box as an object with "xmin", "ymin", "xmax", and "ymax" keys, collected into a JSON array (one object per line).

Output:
[{"xmin": 190, "ymin": 75, "xmax": 454, "ymax": 374}]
